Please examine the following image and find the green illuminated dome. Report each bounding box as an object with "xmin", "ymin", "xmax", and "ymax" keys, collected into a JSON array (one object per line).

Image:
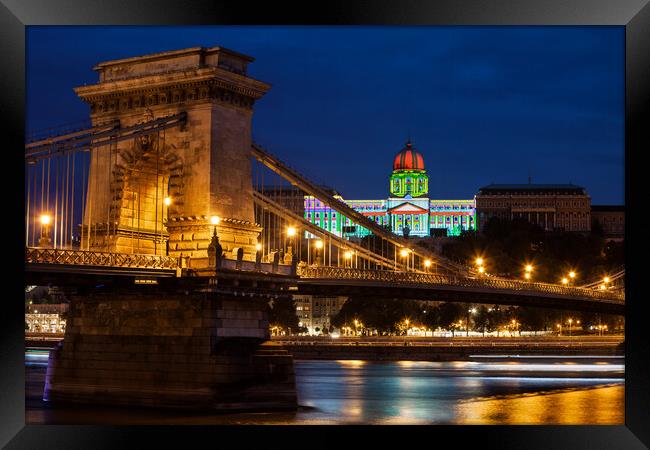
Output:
[{"xmin": 389, "ymin": 140, "xmax": 429, "ymax": 198}]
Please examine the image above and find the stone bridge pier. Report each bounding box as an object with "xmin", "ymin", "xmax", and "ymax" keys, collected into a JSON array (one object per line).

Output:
[{"xmin": 44, "ymin": 275, "xmax": 297, "ymax": 411}]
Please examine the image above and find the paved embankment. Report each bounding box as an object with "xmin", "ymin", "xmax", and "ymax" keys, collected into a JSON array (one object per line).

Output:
[{"xmin": 272, "ymin": 336, "xmax": 624, "ymax": 361}]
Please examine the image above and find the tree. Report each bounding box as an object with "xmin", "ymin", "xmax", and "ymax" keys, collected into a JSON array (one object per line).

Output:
[
  {"xmin": 473, "ymin": 305, "xmax": 490, "ymax": 336},
  {"xmin": 268, "ymin": 297, "xmax": 299, "ymax": 334},
  {"xmin": 438, "ymin": 302, "xmax": 464, "ymax": 336}
]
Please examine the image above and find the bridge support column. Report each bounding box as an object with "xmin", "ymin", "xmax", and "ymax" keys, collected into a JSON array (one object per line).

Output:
[{"xmin": 44, "ymin": 289, "xmax": 296, "ymax": 411}]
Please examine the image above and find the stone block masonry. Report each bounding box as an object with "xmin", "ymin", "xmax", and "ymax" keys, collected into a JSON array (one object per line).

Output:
[{"xmin": 45, "ymin": 288, "xmax": 296, "ymax": 411}]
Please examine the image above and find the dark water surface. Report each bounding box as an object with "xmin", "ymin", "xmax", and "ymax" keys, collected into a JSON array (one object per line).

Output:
[{"xmin": 26, "ymin": 352, "xmax": 624, "ymax": 425}]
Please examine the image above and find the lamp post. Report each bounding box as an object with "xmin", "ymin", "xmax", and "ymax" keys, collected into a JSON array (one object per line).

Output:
[
  {"xmin": 163, "ymin": 197, "xmax": 171, "ymax": 255},
  {"xmin": 314, "ymin": 239, "xmax": 323, "ymax": 266},
  {"xmin": 400, "ymin": 248, "xmax": 411, "ymax": 272},
  {"xmin": 209, "ymin": 215, "xmax": 221, "ymax": 269},
  {"xmin": 568, "ymin": 271, "xmax": 576, "ymax": 286},
  {"xmin": 39, "ymin": 214, "xmax": 52, "ymax": 248},
  {"xmin": 424, "ymin": 259, "xmax": 432, "ymax": 273},
  {"xmin": 568, "ymin": 318, "xmax": 573, "ymax": 337},
  {"xmin": 524, "ymin": 264, "xmax": 533, "ymax": 281},
  {"xmin": 344, "ymin": 250, "xmax": 354, "ymax": 268},
  {"xmin": 475, "ymin": 257, "xmax": 485, "ymax": 277},
  {"xmin": 285, "ymin": 226, "xmax": 297, "ymax": 263}
]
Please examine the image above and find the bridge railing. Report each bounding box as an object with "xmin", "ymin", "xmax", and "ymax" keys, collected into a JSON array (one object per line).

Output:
[
  {"xmin": 297, "ymin": 266, "xmax": 624, "ymax": 302},
  {"xmin": 25, "ymin": 247, "xmax": 179, "ymax": 270}
]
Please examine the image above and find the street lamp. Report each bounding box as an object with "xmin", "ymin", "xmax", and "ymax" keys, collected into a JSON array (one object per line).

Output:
[
  {"xmin": 400, "ymin": 248, "xmax": 411, "ymax": 272},
  {"xmin": 561, "ymin": 277, "xmax": 569, "ymax": 285},
  {"xmin": 313, "ymin": 239, "xmax": 323, "ymax": 266},
  {"xmin": 210, "ymin": 215, "xmax": 220, "ymax": 225},
  {"xmin": 287, "ymin": 226, "xmax": 297, "ymax": 237},
  {"xmin": 475, "ymin": 257, "xmax": 485, "ymax": 276},
  {"xmin": 524, "ymin": 264, "xmax": 533, "ymax": 281},
  {"xmin": 424, "ymin": 259, "xmax": 432, "ymax": 272},
  {"xmin": 568, "ymin": 271, "xmax": 576, "ymax": 285},
  {"xmin": 163, "ymin": 196, "xmax": 172, "ymax": 206},
  {"xmin": 39, "ymin": 214, "xmax": 52, "ymax": 247}
]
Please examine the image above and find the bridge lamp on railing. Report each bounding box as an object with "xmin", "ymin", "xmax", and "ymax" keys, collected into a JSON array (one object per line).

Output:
[
  {"xmin": 313, "ymin": 239, "xmax": 324, "ymax": 266},
  {"xmin": 424, "ymin": 259, "xmax": 432, "ymax": 272},
  {"xmin": 344, "ymin": 250, "xmax": 354, "ymax": 268},
  {"xmin": 400, "ymin": 248, "xmax": 411, "ymax": 272},
  {"xmin": 38, "ymin": 214, "xmax": 52, "ymax": 248},
  {"xmin": 568, "ymin": 271, "xmax": 576, "ymax": 286},
  {"xmin": 561, "ymin": 277, "xmax": 569, "ymax": 286}
]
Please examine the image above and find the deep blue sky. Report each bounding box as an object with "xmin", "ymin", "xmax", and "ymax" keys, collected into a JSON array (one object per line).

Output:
[{"xmin": 26, "ymin": 26, "xmax": 624, "ymax": 204}]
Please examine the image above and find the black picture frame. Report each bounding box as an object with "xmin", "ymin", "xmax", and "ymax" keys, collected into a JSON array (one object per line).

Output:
[{"xmin": 2, "ymin": 0, "xmax": 648, "ymax": 448}]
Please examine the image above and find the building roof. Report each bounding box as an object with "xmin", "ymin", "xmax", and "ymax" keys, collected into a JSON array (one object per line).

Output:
[
  {"xmin": 393, "ymin": 141, "xmax": 425, "ymax": 171},
  {"xmin": 477, "ymin": 183, "xmax": 587, "ymax": 194}
]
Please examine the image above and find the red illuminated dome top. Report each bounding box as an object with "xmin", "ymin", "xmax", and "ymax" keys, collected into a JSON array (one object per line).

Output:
[{"xmin": 393, "ymin": 141, "xmax": 425, "ymax": 171}]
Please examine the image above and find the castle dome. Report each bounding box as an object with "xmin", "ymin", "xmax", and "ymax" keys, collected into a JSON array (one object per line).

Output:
[{"xmin": 393, "ymin": 141, "xmax": 425, "ymax": 171}]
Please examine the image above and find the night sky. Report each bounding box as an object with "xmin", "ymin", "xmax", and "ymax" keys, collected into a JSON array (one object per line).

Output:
[{"xmin": 26, "ymin": 26, "xmax": 624, "ymax": 204}]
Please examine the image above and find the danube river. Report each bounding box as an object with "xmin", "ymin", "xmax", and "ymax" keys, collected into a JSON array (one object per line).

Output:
[{"xmin": 26, "ymin": 351, "xmax": 623, "ymax": 425}]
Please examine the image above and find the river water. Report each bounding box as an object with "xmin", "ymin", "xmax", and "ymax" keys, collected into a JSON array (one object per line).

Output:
[{"xmin": 26, "ymin": 352, "xmax": 624, "ymax": 425}]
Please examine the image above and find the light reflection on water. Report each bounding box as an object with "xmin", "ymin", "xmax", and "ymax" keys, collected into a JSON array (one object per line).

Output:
[
  {"xmin": 26, "ymin": 351, "xmax": 624, "ymax": 424},
  {"xmin": 293, "ymin": 359, "xmax": 624, "ymax": 424}
]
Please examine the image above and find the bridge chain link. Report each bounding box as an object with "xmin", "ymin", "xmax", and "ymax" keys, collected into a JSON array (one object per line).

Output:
[{"xmin": 297, "ymin": 266, "xmax": 624, "ymax": 302}]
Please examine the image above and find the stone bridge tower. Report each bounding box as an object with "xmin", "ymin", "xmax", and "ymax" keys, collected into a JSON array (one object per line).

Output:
[{"xmin": 75, "ymin": 46, "xmax": 270, "ymax": 268}]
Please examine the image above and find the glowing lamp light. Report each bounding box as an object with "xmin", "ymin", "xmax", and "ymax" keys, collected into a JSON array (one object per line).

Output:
[
  {"xmin": 569, "ymin": 271, "xmax": 576, "ymax": 279},
  {"xmin": 561, "ymin": 277, "xmax": 569, "ymax": 285},
  {"xmin": 400, "ymin": 249, "xmax": 410, "ymax": 258},
  {"xmin": 314, "ymin": 240, "xmax": 323, "ymax": 249},
  {"xmin": 287, "ymin": 226, "xmax": 297, "ymax": 237},
  {"xmin": 210, "ymin": 216, "xmax": 220, "ymax": 225},
  {"xmin": 40, "ymin": 214, "xmax": 51, "ymax": 226},
  {"xmin": 599, "ymin": 284, "xmax": 606, "ymax": 290},
  {"xmin": 603, "ymin": 276, "xmax": 610, "ymax": 283},
  {"xmin": 344, "ymin": 250, "xmax": 353, "ymax": 259},
  {"xmin": 255, "ymin": 243, "xmax": 262, "ymax": 251},
  {"xmin": 525, "ymin": 264, "xmax": 533, "ymax": 272},
  {"xmin": 475, "ymin": 257, "xmax": 484, "ymax": 266},
  {"xmin": 524, "ymin": 273, "xmax": 531, "ymax": 280},
  {"xmin": 163, "ymin": 197, "xmax": 172, "ymax": 206},
  {"xmin": 478, "ymin": 266, "xmax": 485, "ymax": 274},
  {"xmin": 424, "ymin": 259, "xmax": 432, "ymax": 268}
]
